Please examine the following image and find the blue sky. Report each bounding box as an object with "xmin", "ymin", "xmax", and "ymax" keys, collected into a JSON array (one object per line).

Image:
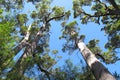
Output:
[
  {"xmin": 16, "ymin": 0, "xmax": 120, "ymax": 75},
  {"xmin": 50, "ymin": 0, "xmax": 120, "ymax": 74}
]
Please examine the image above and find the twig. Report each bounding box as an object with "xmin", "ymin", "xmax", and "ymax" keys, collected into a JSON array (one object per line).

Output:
[
  {"xmin": 37, "ymin": 64, "xmax": 51, "ymax": 80},
  {"xmin": 46, "ymin": 14, "xmax": 65, "ymax": 24}
]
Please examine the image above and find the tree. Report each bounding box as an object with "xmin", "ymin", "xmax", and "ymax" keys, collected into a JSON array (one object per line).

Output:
[
  {"xmin": 60, "ymin": 20, "xmax": 115, "ymax": 80},
  {"xmin": 0, "ymin": 0, "xmax": 120, "ymax": 80},
  {"xmin": 76, "ymin": 40, "xmax": 116, "ymax": 80},
  {"xmin": 0, "ymin": 0, "xmax": 69, "ymax": 79},
  {"xmin": 70, "ymin": 0, "xmax": 120, "ymax": 79}
]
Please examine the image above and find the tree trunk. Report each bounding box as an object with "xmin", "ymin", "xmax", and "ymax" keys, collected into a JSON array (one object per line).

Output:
[{"xmin": 77, "ymin": 41, "xmax": 116, "ymax": 80}]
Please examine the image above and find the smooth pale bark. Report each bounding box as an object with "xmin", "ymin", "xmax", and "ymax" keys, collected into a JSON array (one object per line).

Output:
[
  {"xmin": 77, "ymin": 41, "xmax": 116, "ymax": 80},
  {"xmin": 9, "ymin": 14, "xmax": 65, "ymax": 79},
  {"xmin": 13, "ymin": 24, "xmax": 32, "ymax": 55}
]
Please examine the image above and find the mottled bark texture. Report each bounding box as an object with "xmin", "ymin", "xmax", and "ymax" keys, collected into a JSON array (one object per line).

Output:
[{"xmin": 77, "ymin": 41, "xmax": 116, "ymax": 80}]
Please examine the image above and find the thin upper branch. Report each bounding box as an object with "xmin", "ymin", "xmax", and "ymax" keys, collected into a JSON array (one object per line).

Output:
[
  {"xmin": 108, "ymin": 0, "xmax": 120, "ymax": 11},
  {"xmin": 24, "ymin": 24, "xmax": 32, "ymax": 40},
  {"xmin": 37, "ymin": 64, "xmax": 51, "ymax": 80},
  {"xmin": 81, "ymin": 9, "xmax": 120, "ymax": 20},
  {"xmin": 46, "ymin": 14, "xmax": 65, "ymax": 24},
  {"xmin": 79, "ymin": 0, "xmax": 120, "ymax": 19}
]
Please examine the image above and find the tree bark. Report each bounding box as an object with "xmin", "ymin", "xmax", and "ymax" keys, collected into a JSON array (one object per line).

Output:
[
  {"xmin": 9, "ymin": 14, "xmax": 65, "ymax": 79},
  {"xmin": 13, "ymin": 24, "xmax": 32, "ymax": 55},
  {"xmin": 77, "ymin": 41, "xmax": 116, "ymax": 80}
]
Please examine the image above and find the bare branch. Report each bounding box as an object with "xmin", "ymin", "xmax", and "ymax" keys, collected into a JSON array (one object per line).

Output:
[{"xmin": 37, "ymin": 64, "xmax": 51, "ymax": 80}]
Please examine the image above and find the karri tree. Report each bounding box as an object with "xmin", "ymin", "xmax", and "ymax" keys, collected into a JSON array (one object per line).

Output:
[
  {"xmin": 0, "ymin": 0, "xmax": 69, "ymax": 79},
  {"xmin": 60, "ymin": 0, "xmax": 120, "ymax": 80},
  {"xmin": 0, "ymin": 0, "xmax": 120, "ymax": 80}
]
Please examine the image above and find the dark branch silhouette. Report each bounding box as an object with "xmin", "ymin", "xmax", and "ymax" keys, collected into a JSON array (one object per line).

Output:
[
  {"xmin": 46, "ymin": 14, "xmax": 65, "ymax": 24},
  {"xmin": 37, "ymin": 64, "xmax": 51, "ymax": 80},
  {"xmin": 108, "ymin": 0, "xmax": 120, "ymax": 10}
]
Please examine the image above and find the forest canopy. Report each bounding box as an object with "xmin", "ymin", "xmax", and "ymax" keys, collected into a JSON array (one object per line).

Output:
[{"xmin": 0, "ymin": 0, "xmax": 120, "ymax": 80}]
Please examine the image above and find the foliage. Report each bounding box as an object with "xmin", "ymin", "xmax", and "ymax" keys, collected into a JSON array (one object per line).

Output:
[
  {"xmin": 0, "ymin": 0, "xmax": 120, "ymax": 80},
  {"xmin": 0, "ymin": 0, "xmax": 71, "ymax": 79},
  {"xmin": 73, "ymin": 0, "xmax": 120, "ymax": 64},
  {"xmin": 52, "ymin": 59, "xmax": 95, "ymax": 80},
  {"xmin": 0, "ymin": 20, "xmax": 16, "ymax": 74},
  {"xmin": 60, "ymin": 20, "xmax": 80, "ymax": 53}
]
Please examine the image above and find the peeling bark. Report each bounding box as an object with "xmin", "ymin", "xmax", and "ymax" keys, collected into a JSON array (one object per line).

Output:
[{"xmin": 77, "ymin": 41, "xmax": 116, "ymax": 80}]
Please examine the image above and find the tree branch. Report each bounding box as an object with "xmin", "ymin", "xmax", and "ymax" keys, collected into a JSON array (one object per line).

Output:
[
  {"xmin": 8, "ymin": 47, "xmax": 28, "ymax": 74},
  {"xmin": 8, "ymin": 24, "xmax": 46, "ymax": 75},
  {"xmin": 95, "ymin": 53, "xmax": 105, "ymax": 61},
  {"xmin": 46, "ymin": 14, "xmax": 65, "ymax": 24},
  {"xmin": 9, "ymin": 13, "xmax": 65, "ymax": 78},
  {"xmin": 37, "ymin": 64, "xmax": 51, "ymax": 80},
  {"xmin": 108, "ymin": 0, "xmax": 120, "ymax": 11},
  {"xmin": 24, "ymin": 24, "xmax": 32, "ymax": 40},
  {"xmin": 82, "ymin": 10, "xmax": 120, "ymax": 18},
  {"xmin": 97, "ymin": 0, "xmax": 109, "ymax": 9},
  {"xmin": 13, "ymin": 24, "xmax": 32, "ymax": 55}
]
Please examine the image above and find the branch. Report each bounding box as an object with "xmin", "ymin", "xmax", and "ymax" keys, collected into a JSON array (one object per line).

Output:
[
  {"xmin": 95, "ymin": 53, "xmax": 105, "ymax": 61},
  {"xmin": 37, "ymin": 64, "xmax": 51, "ymax": 80},
  {"xmin": 24, "ymin": 24, "xmax": 32, "ymax": 40},
  {"xmin": 8, "ymin": 44, "xmax": 31, "ymax": 70},
  {"xmin": 46, "ymin": 14, "xmax": 65, "ymax": 24},
  {"xmin": 82, "ymin": 10, "xmax": 120, "ymax": 18},
  {"xmin": 13, "ymin": 23, "xmax": 45, "ymax": 66},
  {"xmin": 108, "ymin": 0, "xmax": 120, "ymax": 11},
  {"xmin": 12, "ymin": 24, "xmax": 32, "ymax": 55},
  {"xmin": 97, "ymin": 0, "xmax": 109, "ymax": 9},
  {"xmin": 9, "ymin": 24, "xmax": 46, "ymax": 72},
  {"xmin": 79, "ymin": 0, "xmax": 120, "ymax": 18},
  {"xmin": 8, "ymin": 13, "xmax": 64, "ymax": 78}
]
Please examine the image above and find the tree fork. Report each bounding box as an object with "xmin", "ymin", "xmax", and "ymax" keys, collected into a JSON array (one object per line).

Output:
[{"xmin": 8, "ymin": 14, "xmax": 66, "ymax": 79}]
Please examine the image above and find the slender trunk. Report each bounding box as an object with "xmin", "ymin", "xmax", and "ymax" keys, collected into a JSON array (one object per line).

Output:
[
  {"xmin": 13, "ymin": 24, "xmax": 32, "ymax": 55},
  {"xmin": 77, "ymin": 41, "xmax": 116, "ymax": 80},
  {"xmin": 9, "ymin": 14, "xmax": 65, "ymax": 79},
  {"xmin": 8, "ymin": 24, "xmax": 43, "ymax": 76}
]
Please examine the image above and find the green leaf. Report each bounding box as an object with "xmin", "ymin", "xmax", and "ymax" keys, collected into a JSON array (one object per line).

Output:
[
  {"xmin": 0, "ymin": 9, "xmax": 3, "ymax": 14},
  {"xmin": 66, "ymin": 20, "xmax": 77, "ymax": 27},
  {"xmin": 52, "ymin": 50, "xmax": 58, "ymax": 54}
]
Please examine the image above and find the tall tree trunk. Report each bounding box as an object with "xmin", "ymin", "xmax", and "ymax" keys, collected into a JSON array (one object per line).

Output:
[{"xmin": 77, "ymin": 41, "xmax": 116, "ymax": 80}]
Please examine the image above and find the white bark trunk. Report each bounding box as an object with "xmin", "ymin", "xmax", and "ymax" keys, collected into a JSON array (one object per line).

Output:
[{"xmin": 77, "ymin": 41, "xmax": 116, "ymax": 80}]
